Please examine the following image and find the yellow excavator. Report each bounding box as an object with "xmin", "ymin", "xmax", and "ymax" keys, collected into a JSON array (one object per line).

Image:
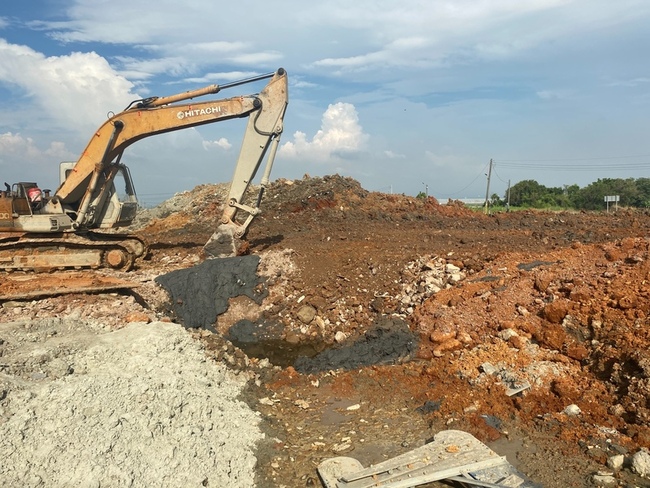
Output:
[{"xmin": 0, "ymin": 68, "xmax": 288, "ymax": 272}]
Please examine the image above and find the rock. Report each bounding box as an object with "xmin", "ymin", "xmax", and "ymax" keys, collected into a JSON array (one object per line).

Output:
[
  {"xmin": 125, "ymin": 312, "xmax": 151, "ymax": 323},
  {"xmin": 509, "ymin": 335, "xmax": 528, "ymax": 349},
  {"xmin": 565, "ymin": 343, "xmax": 589, "ymax": 361},
  {"xmin": 569, "ymin": 286, "xmax": 592, "ymax": 303},
  {"xmin": 631, "ymin": 449, "xmax": 650, "ymax": 478},
  {"xmin": 430, "ymin": 330, "xmax": 455, "ymax": 343},
  {"xmin": 296, "ymin": 305, "xmax": 316, "ymax": 324},
  {"xmin": 332, "ymin": 442, "xmax": 352, "ymax": 453},
  {"xmin": 448, "ymin": 273, "xmax": 463, "ymax": 284},
  {"xmin": 542, "ymin": 299, "xmax": 570, "ymax": 324},
  {"xmin": 334, "ymin": 331, "xmax": 347, "ymax": 343},
  {"xmin": 309, "ymin": 296, "xmax": 328, "ymax": 311},
  {"xmin": 591, "ymin": 472, "xmax": 617, "ymax": 486},
  {"xmin": 606, "ymin": 454, "xmax": 625, "ymax": 471},
  {"xmin": 285, "ymin": 330, "xmax": 301, "ymax": 344},
  {"xmin": 480, "ymin": 363, "xmax": 497, "ymax": 375},
  {"xmin": 294, "ymin": 399, "xmax": 310, "ymax": 409},
  {"xmin": 563, "ymin": 404, "xmax": 581, "ymax": 416},
  {"xmin": 618, "ymin": 295, "xmax": 638, "ymax": 309},
  {"xmin": 498, "ymin": 328, "xmax": 518, "ymax": 341},
  {"xmin": 432, "ymin": 338, "xmax": 461, "ymax": 355},
  {"xmin": 534, "ymin": 274, "xmax": 552, "ymax": 292},
  {"xmin": 445, "ymin": 263, "xmax": 461, "ymax": 273}
]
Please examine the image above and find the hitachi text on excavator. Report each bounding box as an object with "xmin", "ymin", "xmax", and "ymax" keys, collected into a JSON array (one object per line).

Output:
[{"xmin": 0, "ymin": 68, "xmax": 289, "ymax": 272}]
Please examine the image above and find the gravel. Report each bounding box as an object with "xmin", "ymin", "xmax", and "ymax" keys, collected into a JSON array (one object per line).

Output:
[{"xmin": 0, "ymin": 318, "xmax": 263, "ymax": 487}]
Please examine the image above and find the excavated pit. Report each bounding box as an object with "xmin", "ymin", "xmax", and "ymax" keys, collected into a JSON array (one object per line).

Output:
[
  {"xmin": 293, "ymin": 317, "xmax": 418, "ymax": 374},
  {"xmin": 223, "ymin": 318, "xmax": 418, "ymax": 371},
  {"xmin": 156, "ymin": 258, "xmax": 419, "ymax": 371},
  {"xmin": 226, "ymin": 318, "xmax": 325, "ymax": 367}
]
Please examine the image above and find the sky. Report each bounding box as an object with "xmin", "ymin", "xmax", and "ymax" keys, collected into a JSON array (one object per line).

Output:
[{"xmin": 1, "ymin": 1, "xmax": 649, "ymax": 206}]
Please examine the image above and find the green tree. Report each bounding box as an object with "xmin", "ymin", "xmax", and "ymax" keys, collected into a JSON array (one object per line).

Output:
[
  {"xmin": 508, "ymin": 180, "xmax": 547, "ymax": 207},
  {"xmin": 574, "ymin": 178, "xmax": 639, "ymax": 210},
  {"xmin": 635, "ymin": 178, "xmax": 650, "ymax": 207},
  {"xmin": 490, "ymin": 193, "xmax": 503, "ymax": 206}
]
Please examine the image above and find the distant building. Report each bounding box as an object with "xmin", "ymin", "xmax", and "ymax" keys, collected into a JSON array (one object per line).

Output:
[{"xmin": 437, "ymin": 198, "xmax": 484, "ymax": 206}]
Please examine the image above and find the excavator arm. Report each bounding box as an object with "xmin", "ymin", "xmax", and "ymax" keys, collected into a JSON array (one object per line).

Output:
[{"xmin": 50, "ymin": 68, "xmax": 288, "ymax": 240}]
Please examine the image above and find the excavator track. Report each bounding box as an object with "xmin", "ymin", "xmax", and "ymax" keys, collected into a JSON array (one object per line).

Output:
[{"xmin": 0, "ymin": 231, "xmax": 148, "ymax": 272}]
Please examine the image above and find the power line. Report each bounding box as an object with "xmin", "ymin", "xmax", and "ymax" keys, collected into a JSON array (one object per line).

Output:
[
  {"xmin": 491, "ymin": 166, "xmax": 510, "ymax": 184},
  {"xmin": 494, "ymin": 160, "xmax": 650, "ymax": 171},
  {"xmin": 437, "ymin": 160, "xmax": 491, "ymax": 198},
  {"xmin": 493, "ymin": 152, "xmax": 650, "ymax": 172},
  {"xmin": 495, "ymin": 154, "xmax": 650, "ymax": 162}
]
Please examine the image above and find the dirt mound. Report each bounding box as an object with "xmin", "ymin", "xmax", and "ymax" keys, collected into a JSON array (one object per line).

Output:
[
  {"xmin": 411, "ymin": 237, "xmax": 650, "ymax": 444},
  {"xmin": 3, "ymin": 174, "xmax": 650, "ymax": 487}
]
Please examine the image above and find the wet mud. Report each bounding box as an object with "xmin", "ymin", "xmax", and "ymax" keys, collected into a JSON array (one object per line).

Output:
[{"xmin": 155, "ymin": 255, "xmax": 267, "ymax": 330}]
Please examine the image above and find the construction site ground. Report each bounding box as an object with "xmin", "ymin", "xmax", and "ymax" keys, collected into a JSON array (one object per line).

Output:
[{"xmin": 2, "ymin": 175, "xmax": 650, "ymax": 487}]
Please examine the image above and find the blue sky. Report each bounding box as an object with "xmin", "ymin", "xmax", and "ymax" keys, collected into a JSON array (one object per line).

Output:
[{"xmin": 1, "ymin": 1, "xmax": 649, "ymax": 205}]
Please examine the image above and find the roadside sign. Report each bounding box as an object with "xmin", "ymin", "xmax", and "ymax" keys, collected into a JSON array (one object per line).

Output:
[{"xmin": 604, "ymin": 195, "xmax": 619, "ymax": 212}]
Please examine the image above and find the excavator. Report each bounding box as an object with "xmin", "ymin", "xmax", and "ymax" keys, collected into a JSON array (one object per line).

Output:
[{"xmin": 0, "ymin": 68, "xmax": 288, "ymax": 274}]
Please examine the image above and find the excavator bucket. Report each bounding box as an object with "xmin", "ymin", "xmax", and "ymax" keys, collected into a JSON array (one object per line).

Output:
[{"xmin": 203, "ymin": 222, "xmax": 239, "ymax": 258}]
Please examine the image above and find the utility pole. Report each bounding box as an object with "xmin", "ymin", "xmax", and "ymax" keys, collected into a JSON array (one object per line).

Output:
[
  {"xmin": 484, "ymin": 159, "xmax": 493, "ymax": 215},
  {"xmin": 506, "ymin": 179, "xmax": 511, "ymax": 212}
]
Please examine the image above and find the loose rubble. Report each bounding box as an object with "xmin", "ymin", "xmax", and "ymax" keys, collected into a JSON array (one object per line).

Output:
[{"xmin": 2, "ymin": 175, "xmax": 650, "ymax": 487}]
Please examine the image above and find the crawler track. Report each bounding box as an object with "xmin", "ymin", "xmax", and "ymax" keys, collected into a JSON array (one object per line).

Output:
[{"xmin": 0, "ymin": 231, "xmax": 148, "ymax": 272}]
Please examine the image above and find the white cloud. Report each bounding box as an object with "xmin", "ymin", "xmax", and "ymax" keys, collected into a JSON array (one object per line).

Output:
[
  {"xmin": 384, "ymin": 150, "xmax": 405, "ymax": 159},
  {"xmin": 0, "ymin": 132, "xmax": 72, "ymax": 160},
  {"xmin": 280, "ymin": 103, "xmax": 369, "ymax": 163},
  {"xmin": 28, "ymin": 0, "xmax": 575, "ymax": 78},
  {"xmin": 536, "ymin": 89, "xmax": 574, "ymax": 100},
  {"xmin": 183, "ymin": 71, "xmax": 258, "ymax": 85},
  {"xmin": 0, "ymin": 132, "xmax": 75, "ymax": 186},
  {"xmin": 202, "ymin": 138, "xmax": 232, "ymax": 151},
  {"xmin": 606, "ymin": 77, "xmax": 650, "ymax": 88},
  {"xmin": 147, "ymin": 41, "xmax": 249, "ymax": 57},
  {"xmin": 115, "ymin": 56, "xmax": 192, "ymax": 80},
  {"xmin": 0, "ymin": 39, "xmax": 138, "ymax": 132}
]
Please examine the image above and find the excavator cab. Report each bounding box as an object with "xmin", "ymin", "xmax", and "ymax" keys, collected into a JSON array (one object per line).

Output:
[
  {"xmin": 58, "ymin": 161, "xmax": 138, "ymax": 228},
  {"xmin": 7, "ymin": 183, "xmax": 46, "ymax": 215}
]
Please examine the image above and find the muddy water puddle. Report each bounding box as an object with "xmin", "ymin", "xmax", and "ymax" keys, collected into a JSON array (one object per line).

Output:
[
  {"xmin": 228, "ymin": 316, "xmax": 419, "ymax": 371},
  {"xmin": 320, "ymin": 398, "xmax": 361, "ymax": 426},
  {"xmin": 226, "ymin": 318, "xmax": 325, "ymax": 367}
]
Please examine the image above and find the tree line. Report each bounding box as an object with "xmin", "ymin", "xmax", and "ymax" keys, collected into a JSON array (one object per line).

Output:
[{"xmin": 491, "ymin": 177, "xmax": 650, "ymax": 210}]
